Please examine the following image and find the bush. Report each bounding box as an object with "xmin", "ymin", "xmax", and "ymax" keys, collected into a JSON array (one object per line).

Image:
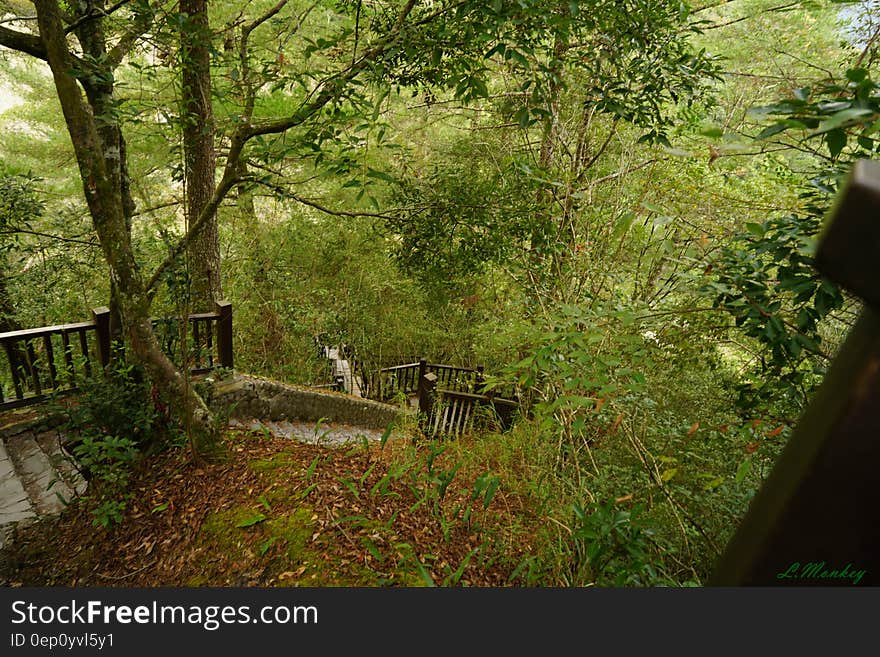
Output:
[{"xmin": 59, "ymin": 360, "xmax": 176, "ymax": 528}]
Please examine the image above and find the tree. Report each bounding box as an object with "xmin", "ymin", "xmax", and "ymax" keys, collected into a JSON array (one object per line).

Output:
[
  {"xmin": 179, "ymin": 0, "xmax": 221, "ymax": 310},
  {"xmin": 0, "ymin": 0, "xmax": 218, "ymax": 448},
  {"xmin": 384, "ymin": 1, "xmax": 718, "ymax": 303},
  {"xmin": 0, "ymin": 0, "xmax": 718, "ymax": 452}
]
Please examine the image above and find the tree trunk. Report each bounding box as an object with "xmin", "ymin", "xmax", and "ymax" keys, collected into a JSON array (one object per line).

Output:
[
  {"xmin": 34, "ymin": 0, "xmax": 217, "ymax": 451},
  {"xmin": 180, "ymin": 0, "xmax": 221, "ymax": 311},
  {"xmin": 70, "ymin": 11, "xmax": 135, "ymax": 347}
]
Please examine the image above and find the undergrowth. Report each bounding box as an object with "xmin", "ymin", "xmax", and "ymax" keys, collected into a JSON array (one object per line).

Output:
[{"xmin": 55, "ymin": 361, "xmax": 178, "ymax": 528}]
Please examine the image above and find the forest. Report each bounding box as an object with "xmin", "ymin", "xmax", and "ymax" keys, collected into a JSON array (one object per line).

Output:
[{"xmin": 0, "ymin": 0, "xmax": 874, "ymax": 587}]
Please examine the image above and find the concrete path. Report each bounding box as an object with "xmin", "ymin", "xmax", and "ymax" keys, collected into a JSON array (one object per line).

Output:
[
  {"xmin": 321, "ymin": 345, "xmax": 364, "ymax": 397},
  {"xmin": 0, "ymin": 422, "xmax": 86, "ymax": 551},
  {"xmin": 229, "ymin": 418, "xmax": 385, "ymax": 446}
]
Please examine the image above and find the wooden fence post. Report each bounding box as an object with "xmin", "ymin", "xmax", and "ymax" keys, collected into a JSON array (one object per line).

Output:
[
  {"xmin": 92, "ymin": 307, "xmax": 111, "ymax": 369},
  {"xmin": 710, "ymin": 159, "xmax": 880, "ymax": 586},
  {"xmin": 215, "ymin": 301, "xmax": 233, "ymax": 369},
  {"xmin": 418, "ymin": 371, "xmax": 437, "ymax": 430}
]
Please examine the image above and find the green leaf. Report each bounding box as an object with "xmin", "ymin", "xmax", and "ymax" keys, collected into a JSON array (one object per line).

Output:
[
  {"xmin": 380, "ymin": 423, "xmax": 393, "ymax": 450},
  {"xmin": 613, "ymin": 211, "xmax": 635, "ymax": 238},
  {"xmin": 846, "ymin": 68, "xmax": 868, "ymax": 83},
  {"xmin": 745, "ymin": 222, "xmax": 765, "ymax": 238},
  {"xmin": 372, "ymin": 87, "xmax": 390, "ymax": 121},
  {"xmin": 482, "ymin": 476, "xmax": 500, "ymax": 510},
  {"xmin": 756, "ymin": 123, "xmax": 789, "ymax": 140},
  {"xmin": 660, "ymin": 468, "xmax": 678, "ymax": 482},
  {"xmin": 735, "ymin": 458, "xmax": 751, "ymax": 484},
  {"xmin": 813, "ymin": 108, "xmax": 874, "ymax": 135},
  {"xmin": 703, "ymin": 476, "xmax": 725, "ymax": 491},
  {"xmin": 366, "ymin": 169, "xmax": 396, "ymax": 183},
  {"xmin": 236, "ymin": 512, "xmax": 267, "ymax": 528},
  {"xmin": 258, "ymin": 537, "xmax": 277, "ymax": 556},
  {"xmin": 415, "ymin": 560, "xmax": 436, "ymax": 587},
  {"xmin": 825, "ymin": 129, "xmax": 847, "ymax": 159}
]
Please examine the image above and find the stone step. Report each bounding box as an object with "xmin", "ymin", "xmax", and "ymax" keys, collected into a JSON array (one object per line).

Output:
[
  {"xmin": 5, "ymin": 432, "xmax": 75, "ymax": 516},
  {"xmin": 33, "ymin": 431, "xmax": 87, "ymax": 497},
  {"xmin": 0, "ymin": 438, "xmax": 36, "ymax": 528}
]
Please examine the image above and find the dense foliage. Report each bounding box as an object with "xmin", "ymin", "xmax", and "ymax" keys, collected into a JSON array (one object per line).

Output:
[{"xmin": 0, "ymin": 0, "xmax": 869, "ymax": 584}]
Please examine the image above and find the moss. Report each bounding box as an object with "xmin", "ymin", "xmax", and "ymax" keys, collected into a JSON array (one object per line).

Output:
[
  {"xmin": 265, "ymin": 507, "xmax": 313, "ymax": 559},
  {"xmin": 193, "ymin": 503, "xmax": 370, "ymax": 586},
  {"xmin": 247, "ymin": 450, "xmax": 298, "ymax": 471}
]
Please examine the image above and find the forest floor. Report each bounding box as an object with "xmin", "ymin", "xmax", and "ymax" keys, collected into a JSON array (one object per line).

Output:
[{"xmin": 0, "ymin": 426, "xmax": 534, "ymax": 587}]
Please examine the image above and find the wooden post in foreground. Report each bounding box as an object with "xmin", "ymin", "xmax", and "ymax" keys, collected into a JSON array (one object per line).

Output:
[
  {"xmin": 215, "ymin": 301, "xmax": 233, "ymax": 370},
  {"xmin": 710, "ymin": 159, "xmax": 880, "ymax": 586},
  {"xmin": 418, "ymin": 372, "xmax": 438, "ymax": 431},
  {"xmin": 92, "ymin": 306, "xmax": 111, "ymax": 369}
]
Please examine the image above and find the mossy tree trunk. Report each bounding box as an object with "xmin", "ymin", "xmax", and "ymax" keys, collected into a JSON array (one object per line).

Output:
[
  {"xmin": 180, "ymin": 0, "xmax": 222, "ymax": 311},
  {"xmin": 32, "ymin": 0, "xmax": 218, "ymax": 451}
]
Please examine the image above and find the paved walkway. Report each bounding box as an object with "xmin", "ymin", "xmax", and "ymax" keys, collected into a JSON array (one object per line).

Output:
[
  {"xmin": 229, "ymin": 418, "xmax": 384, "ymax": 445},
  {"xmin": 321, "ymin": 345, "xmax": 363, "ymax": 397},
  {"xmin": 0, "ymin": 420, "xmax": 86, "ymax": 551},
  {"xmin": 0, "ymin": 399, "xmax": 387, "ymax": 552}
]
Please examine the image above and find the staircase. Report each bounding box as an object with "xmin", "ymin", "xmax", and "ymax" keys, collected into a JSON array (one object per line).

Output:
[{"xmin": 0, "ymin": 421, "xmax": 86, "ymax": 550}]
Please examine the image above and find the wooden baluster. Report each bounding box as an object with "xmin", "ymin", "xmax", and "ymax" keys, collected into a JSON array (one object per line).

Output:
[
  {"xmin": 4, "ymin": 340, "xmax": 24, "ymax": 400},
  {"xmin": 192, "ymin": 319, "xmax": 201, "ymax": 371},
  {"xmin": 432, "ymin": 392, "xmax": 444, "ymax": 437},
  {"xmin": 43, "ymin": 334, "xmax": 57, "ymax": 390},
  {"xmin": 61, "ymin": 331, "xmax": 75, "ymax": 386},
  {"xmin": 24, "ymin": 339, "xmax": 41, "ymax": 396},
  {"xmin": 206, "ymin": 318, "xmax": 214, "ymax": 368},
  {"xmin": 79, "ymin": 329, "xmax": 92, "ymax": 378}
]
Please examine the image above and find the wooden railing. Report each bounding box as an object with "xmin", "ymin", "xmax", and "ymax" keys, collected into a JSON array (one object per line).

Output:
[
  {"xmin": 417, "ymin": 372, "xmax": 519, "ymax": 438},
  {"xmin": 0, "ymin": 301, "xmax": 233, "ymax": 411},
  {"xmin": 0, "ymin": 311, "xmax": 105, "ymax": 410},
  {"xmin": 365, "ymin": 358, "xmax": 483, "ymax": 402},
  {"xmin": 151, "ymin": 302, "xmax": 233, "ymax": 375}
]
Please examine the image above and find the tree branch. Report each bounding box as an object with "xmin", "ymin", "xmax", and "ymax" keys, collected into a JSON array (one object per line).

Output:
[
  {"xmin": 147, "ymin": 0, "xmax": 420, "ymax": 295},
  {"xmin": 239, "ymin": 0, "xmax": 290, "ymax": 122},
  {"xmin": 106, "ymin": 1, "xmax": 155, "ymax": 69},
  {"xmin": 0, "ymin": 25, "xmax": 48, "ymax": 60},
  {"xmin": 245, "ymin": 0, "xmax": 419, "ymax": 138},
  {"xmin": 0, "ymin": 229, "xmax": 96, "ymax": 246},
  {"xmin": 64, "ymin": 0, "xmax": 134, "ymax": 35},
  {"xmin": 249, "ymin": 177, "xmax": 399, "ymax": 219},
  {"xmin": 145, "ymin": 135, "xmax": 246, "ymax": 297},
  {"xmin": 702, "ymin": 2, "xmax": 800, "ymax": 31}
]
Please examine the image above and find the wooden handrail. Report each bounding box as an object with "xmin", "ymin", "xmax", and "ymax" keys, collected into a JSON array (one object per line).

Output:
[
  {"xmin": 0, "ymin": 321, "xmax": 96, "ymax": 342},
  {"xmin": 0, "ymin": 302, "xmax": 234, "ymax": 410},
  {"xmin": 378, "ymin": 362, "xmax": 421, "ymax": 373}
]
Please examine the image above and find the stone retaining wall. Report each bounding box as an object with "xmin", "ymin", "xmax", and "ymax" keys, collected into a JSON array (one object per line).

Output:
[{"xmin": 204, "ymin": 374, "xmax": 404, "ymax": 430}]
